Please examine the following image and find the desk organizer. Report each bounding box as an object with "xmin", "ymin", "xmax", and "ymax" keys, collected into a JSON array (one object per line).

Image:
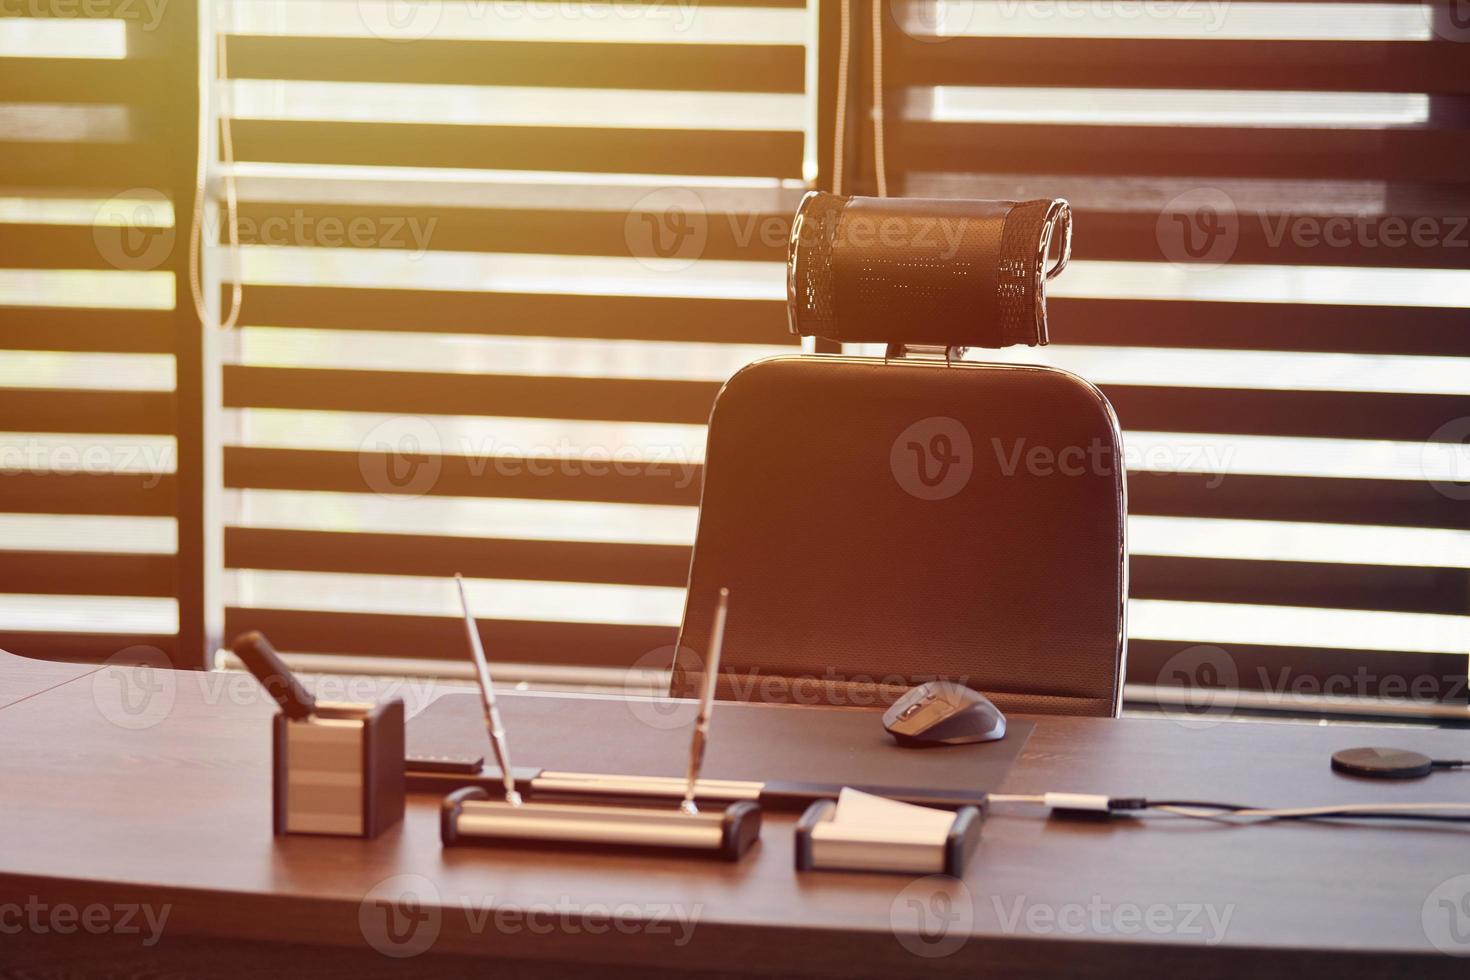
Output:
[
  {"xmin": 441, "ymin": 786, "xmax": 762, "ymax": 861},
  {"xmin": 272, "ymin": 699, "xmax": 405, "ymax": 838},
  {"xmin": 794, "ymin": 799, "xmax": 985, "ymax": 876}
]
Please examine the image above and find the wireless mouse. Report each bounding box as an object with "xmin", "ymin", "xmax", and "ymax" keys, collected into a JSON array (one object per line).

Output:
[{"xmin": 882, "ymin": 681, "xmax": 1007, "ymax": 746}]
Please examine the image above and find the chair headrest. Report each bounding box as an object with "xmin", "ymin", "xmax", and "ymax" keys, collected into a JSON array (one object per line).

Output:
[{"xmin": 786, "ymin": 192, "xmax": 1072, "ymax": 349}]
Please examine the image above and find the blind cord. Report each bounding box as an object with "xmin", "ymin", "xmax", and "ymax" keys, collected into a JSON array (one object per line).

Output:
[
  {"xmin": 831, "ymin": 0, "xmax": 852, "ymax": 195},
  {"xmin": 871, "ymin": 0, "xmax": 887, "ymax": 197},
  {"xmin": 189, "ymin": 30, "xmax": 242, "ymax": 331}
]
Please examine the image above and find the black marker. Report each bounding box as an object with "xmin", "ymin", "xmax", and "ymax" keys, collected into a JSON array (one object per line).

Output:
[{"xmin": 232, "ymin": 630, "xmax": 316, "ymax": 720}]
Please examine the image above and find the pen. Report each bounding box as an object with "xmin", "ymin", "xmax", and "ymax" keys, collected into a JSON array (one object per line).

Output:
[
  {"xmin": 455, "ymin": 573, "xmax": 522, "ymax": 807},
  {"xmin": 680, "ymin": 587, "xmax": 729, "ymax": 815},
  {"xmin": 407, "ymin": 764, "xmax": 993, "ymax": 813}
]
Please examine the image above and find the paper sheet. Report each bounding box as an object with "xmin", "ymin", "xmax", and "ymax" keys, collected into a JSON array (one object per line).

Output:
[{"xmin": 831, "ymin": 787, "xmax": 956, "ymax": 833}]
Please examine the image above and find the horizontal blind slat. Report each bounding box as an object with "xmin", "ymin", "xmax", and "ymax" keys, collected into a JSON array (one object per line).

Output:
[
  {"xmin": 893, "ymin": 120, "xmax": 1470, "ymax": 182},
  {"xmin": 0, "ymin": 143, "xmax": 171, "ymax": 189},
  {"xmin": 0, "ymin": 308, "xmax": 174, "ymax": 353},
  {"xmin": 222, "ymin": 366, "xmax": 718, "ymax": 424},
  {"xmin": 233, "ymin": 286, "xmax": 792, "ymax": 345},
  {"xmin": 0, "ymin": 473, "xmax": 176, "ymax": 516},
  {"xmin": 231, "ymin": 203, "xmax": 790, "ymax": 262},
  {"xmin": 890, "ymin": 37, "xmax": 1470, "ymax": 94},
  {"xmin": 1101, "ymin": 385, "xmax": 1468, "ymax": 441},
  {"xmin": 232, "ymin": 120, "xmax": 806, "ymax": 179},
  {"xmin": 225, "ymin": 36, "xmax": 806, "ymax": 93},
  {"xmin": 1048, "ymin": 299, "xmax": 1470, "ymax": 357},
  {"xmin": 0, "ymin": 59, "xmax": 167, "ymax": 102},
  {"xmin": 0, "ymin": 389, "xmax": 173, "ymax": 434},
  {"xmin": 1125, "ymin": 641, "xmax": 1464, "ymax": 700},
  {"xmin": 0, "ymin": 632, "xmax": 177, "ymax": 663},
  {"xmin": 1132, "ymin": 555, "xmax": 1470, "ymax": 615},
  {"xmin": 1065, "ymin": 207, "xmax": 1470, "ymax": 269},
  {"xmin": 1129, "ymin": 473, "xmax": 1470, "ymax": 531},
  {"xmin": 226, "ymin": 528, "xmax": 688, "ymax": 588},
  {"xmin": 0, "ymin": 224, "xmax": 168, "ymax": 271},
  {"xmin": 223, "ymin": 608, "xmax": 675, "ymax": 667},
  {"xmin": 223, "ymin": 447, "xmax": 701, "ymax": 506},
  {"xmin": 0, "ymin": 551, "xmax": 175, "ymax": 598}
]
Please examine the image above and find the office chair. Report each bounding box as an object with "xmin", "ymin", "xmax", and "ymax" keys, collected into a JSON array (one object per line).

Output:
[{"xmin": 671, "ymin": 194, "xmax": 1126, "ymax": 718}]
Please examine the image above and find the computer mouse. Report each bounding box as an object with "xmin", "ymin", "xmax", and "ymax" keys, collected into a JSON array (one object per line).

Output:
[{"xmin": 882, "ymin": 681, "xmax": 1006, "ymax": 746}]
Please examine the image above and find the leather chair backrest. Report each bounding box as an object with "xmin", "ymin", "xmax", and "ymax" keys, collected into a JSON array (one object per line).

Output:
[{"xmin": 671, "ymin": 353, "xmax": 1126, "ymax": 718}]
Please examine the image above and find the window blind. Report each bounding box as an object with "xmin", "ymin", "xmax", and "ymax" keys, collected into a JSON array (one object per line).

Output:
[
  {"xmin": 0, "ymin": 3, "xmax": 195, "ymax": 663},
  {"xmin": 212, "ymin": 0, "xmax": 812, "ymax": 669},
  {"xmin": 871, "ymin": 0, "xmax": 1470, "ymax": 702}
]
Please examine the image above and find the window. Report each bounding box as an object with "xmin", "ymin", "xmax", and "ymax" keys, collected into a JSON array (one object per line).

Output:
[
  {"xmin": 0, "ymin": 5, "xmax": 193, "ymax": 662},
  {"xmin": 212, "ymin": 0, "xmax": 812, "ymax": 672},
  {"xmin": 3, "ymin": 0, "xmax": 1464, "ymax": 715},
  {"xmin": 866, "ymin": 0, "xmax": 1470, "ymax": 708}
]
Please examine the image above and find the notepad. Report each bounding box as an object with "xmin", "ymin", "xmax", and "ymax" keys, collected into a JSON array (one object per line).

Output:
[
  {"xmin": 829, "ymin": 787, "xmax": 959, "ymax": 836},
  {"xmin": 799, "ymin": 787, "xmax": 977, "ymax": 874}
]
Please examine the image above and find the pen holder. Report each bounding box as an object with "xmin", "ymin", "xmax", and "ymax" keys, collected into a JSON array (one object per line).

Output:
[
  {"xmin": 272, "ymin": 699, "xmax": 405, "ymax": 838},
  {"xmin": 794, "ymin": 799, "xmax": 985, "ymax": 877},
  {"xmin": 442, "ymin": 787, "xmax": 762, "ymax": 860}
]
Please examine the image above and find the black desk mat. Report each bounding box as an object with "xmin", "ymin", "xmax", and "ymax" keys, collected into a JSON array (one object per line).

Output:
[{"xmin": 408, "ymin": 691, "xmax": 1033, "ymax": 793}]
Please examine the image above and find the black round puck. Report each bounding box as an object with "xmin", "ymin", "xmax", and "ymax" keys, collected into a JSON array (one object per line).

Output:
[{"xmin": 1331, "ymin": 747, "xmax": 1435, "ymax": 779}]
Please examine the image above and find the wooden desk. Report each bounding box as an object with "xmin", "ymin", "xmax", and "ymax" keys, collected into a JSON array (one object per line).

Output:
[
  {"xmin": 1, "ymin": 649, "xmax": 1467, "ymax": 978},
  {"xmin": 0, "ymin": 654, "xmax": 98, "ymax": 710}
]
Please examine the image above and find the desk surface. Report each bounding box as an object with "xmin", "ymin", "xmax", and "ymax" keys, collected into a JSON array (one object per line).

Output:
[
  {"xmin": 0, "ymin": 653, "xmax": 98, "ymax": 710},
  {"xmin": 2, "ymin": 649, "xmax": 1468, "ymax": 978}
]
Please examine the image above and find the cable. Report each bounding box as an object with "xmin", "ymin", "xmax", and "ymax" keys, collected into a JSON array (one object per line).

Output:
[
  {"xmin": 828, "ymin": 1, "xmax": 889, "ymax": 197},
  {"xmin": 1152, "ymin": 805, "xmax": 1470, "ymax": 826},
  {"xmin": 1159, "ymin": 801, "xmax": 1470, "ymax": 822},
  {"xmin": 831, "ymin": 0, "xmax": 852, "ymax": 196},
  {"xmin": 870, "ymin": 0, "xmax": 887, "ymax": 197},
  {"xmin": 188, "ymin": 26, "xmax": 242, "ymax": 330},
  {"xmin": 1135, "ymin": 799, "xmax": 1251, "ymax": 811},
  {"xmin": 986, "ymin": 793, "xmax": 1470, "ymax": 826},
  {"xmin": 216, "ymin": 31, "xmax": 242, "ymax": 330}
]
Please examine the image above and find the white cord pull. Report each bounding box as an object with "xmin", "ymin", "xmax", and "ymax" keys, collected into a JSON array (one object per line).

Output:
[
  {"xmin": 831, "ymin": 0, "xmax": 852, "ymax": 196},
  {"xmin": 189, "ymin": 29, "xmax": 242, "ymax": 331},
  {"xmin": 871, "ymin": 0, "xmax": 887, "ymax": 197}
]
